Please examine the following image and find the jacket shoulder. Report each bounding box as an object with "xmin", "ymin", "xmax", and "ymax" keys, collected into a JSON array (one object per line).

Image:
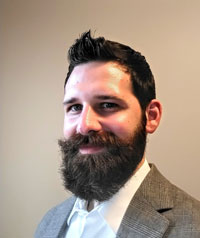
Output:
[
  {"xmin": 34, "ymin": 196, "xmax": 76, "ymax": 238},
  {"xmin": 165, "ymin": 184, "xmax": 200, "ymax": 235}
]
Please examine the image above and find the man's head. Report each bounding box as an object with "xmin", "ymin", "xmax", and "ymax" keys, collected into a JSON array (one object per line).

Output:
[
  {"xmin": 59, "ymin": 31, "xmax": 162, "ymax": 202},
  {"xmin": 65, "ymin": 31, "xmax": 156, "ymax": 111}
]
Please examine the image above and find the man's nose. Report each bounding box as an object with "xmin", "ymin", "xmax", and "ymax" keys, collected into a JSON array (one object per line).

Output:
[{"xmin": 76, "ymin": 106, "xmax": 102, "ymax": 135}]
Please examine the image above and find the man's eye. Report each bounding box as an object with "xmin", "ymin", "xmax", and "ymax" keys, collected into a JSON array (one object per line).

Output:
[
  {"xmin": 100, "ymin": 102, "xmax": 118, "ymax": 110},
  {"xmin": 68, "ymin": 104, "xmax": 82, "ymax": 112}
]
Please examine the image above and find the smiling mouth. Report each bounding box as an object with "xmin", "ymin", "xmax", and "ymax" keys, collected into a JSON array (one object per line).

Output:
[{"xmin": 79, "ymin": 144, "xmax": 104, "ymax": 154}]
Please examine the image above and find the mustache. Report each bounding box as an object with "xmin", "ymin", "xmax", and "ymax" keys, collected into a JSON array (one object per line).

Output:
[{"xmin": 58, "ymin": 131, "xmax": 133, "ymax": 151}]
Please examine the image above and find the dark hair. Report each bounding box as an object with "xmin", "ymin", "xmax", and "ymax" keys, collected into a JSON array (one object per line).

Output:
[{"xmin": 64, "ymin": 31, "xmax": 156, "ymax": 110}]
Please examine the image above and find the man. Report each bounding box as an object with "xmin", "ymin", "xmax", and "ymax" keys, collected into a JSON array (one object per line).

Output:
[{"xmin": 35, "ymin": 31, "xmax": 200, "ymax": 238}]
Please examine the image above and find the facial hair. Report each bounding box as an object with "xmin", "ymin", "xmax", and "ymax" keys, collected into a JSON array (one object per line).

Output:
[{"xmin": 58, "ymin": 117, "xmax": 146, "ymax": 202}]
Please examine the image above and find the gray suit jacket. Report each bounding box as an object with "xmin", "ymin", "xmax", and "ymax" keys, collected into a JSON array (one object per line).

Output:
[{"xmin": 35, "ymin": 165, "xmax": 200, "ymax": 237}]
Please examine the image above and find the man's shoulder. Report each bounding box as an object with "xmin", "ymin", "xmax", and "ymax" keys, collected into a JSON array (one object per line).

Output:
[
  {"xmin": 139, "ymin": 164, "xmax": 200, "ymax": 235},
  {"xmin": 161, "ymin": 181, "xmax": 200, "ymax": 236},
  {"xmin": 165, "ymin": 179, "xmax": 200, "ymax": 227},
  {"xmin": 47, "ymin": 196, "xmax": 76, "ymax": 215},
  {"xmin": 34, "ymin": 196, "xmax": 76, "ymax": 238}
]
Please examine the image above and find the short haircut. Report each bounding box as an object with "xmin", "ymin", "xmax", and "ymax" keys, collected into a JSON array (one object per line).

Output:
[{"xmin": 64, "ymin": 31, "xmax": 156, "ymax": 110}]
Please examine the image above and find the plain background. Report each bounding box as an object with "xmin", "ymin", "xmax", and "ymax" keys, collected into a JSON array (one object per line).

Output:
[{"xmin": 1, "ymin": 0, "xmax": 200, "ymax": 237}]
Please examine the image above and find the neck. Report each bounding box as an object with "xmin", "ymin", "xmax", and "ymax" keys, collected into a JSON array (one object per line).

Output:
[{"xmin": 133, "ymin": 156, "xmax": 145, "ymax": 175}]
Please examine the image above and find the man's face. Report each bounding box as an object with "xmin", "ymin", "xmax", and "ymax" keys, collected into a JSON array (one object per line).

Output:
[
  {"xmin": 59, "ymin": 61, "xmax": 147, "ymax": 202},
  {"xmin": 63, "ymin": 61, "xmax": 142, "ymax": 149}
]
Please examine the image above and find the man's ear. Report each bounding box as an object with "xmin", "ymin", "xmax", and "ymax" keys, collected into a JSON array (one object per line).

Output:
[{"xmin": 145, "ymin": 99, "xmax": 162, "ymax": 134}]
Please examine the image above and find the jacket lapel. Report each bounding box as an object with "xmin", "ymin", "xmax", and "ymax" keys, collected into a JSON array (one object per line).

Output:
[{"xmin": 116, "ymin": 164, "xmax": 174, "ymax": 238}]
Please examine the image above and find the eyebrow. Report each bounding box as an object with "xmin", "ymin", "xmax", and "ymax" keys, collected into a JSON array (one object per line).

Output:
[
  {"xmin": 63, "ymin": 98, "xmax": 77, "ymax": 105},
  {"xmin": 95, "ymin": 95, "xmax": 123, "ymax": 101},
  {"xmin": 63, "ymin": 95, "xmax": 125, "ymax": 105}
]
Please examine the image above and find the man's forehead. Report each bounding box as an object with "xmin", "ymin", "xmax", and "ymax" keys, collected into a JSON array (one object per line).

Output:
[
  {"xmin": 67, "ymin": 61, "xmax": 129, "ymax": 82},
  {"xmin": 65, "ymin": 61, "xmax": 132, "ymax": 91}
]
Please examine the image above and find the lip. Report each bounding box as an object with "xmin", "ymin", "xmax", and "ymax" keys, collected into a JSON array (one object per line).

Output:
[{"xmin": 79, "ymin": 144, "xmax": 104, "ymax": 154}]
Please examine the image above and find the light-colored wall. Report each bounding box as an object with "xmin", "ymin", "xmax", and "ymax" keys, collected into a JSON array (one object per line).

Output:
[{"xmin": 1, "ymin": 0, "xmax": 200, "ymax": 237}]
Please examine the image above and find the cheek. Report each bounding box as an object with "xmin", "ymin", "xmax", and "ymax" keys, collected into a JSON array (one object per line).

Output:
[
  {"xmin": 106, "ymin": 114, "xmax": 138, "ymax": 139},
  {"xmin": 63, "ymin": 117, "xmax": 76, "ymax": 139}
]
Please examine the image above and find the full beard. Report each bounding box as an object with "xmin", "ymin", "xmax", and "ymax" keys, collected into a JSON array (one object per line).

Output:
[{"xmin": 58, "ymin": 118, "xmax": 147, "ymax": 202}]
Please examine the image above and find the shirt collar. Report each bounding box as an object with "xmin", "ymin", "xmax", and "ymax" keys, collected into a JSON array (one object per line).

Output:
[{"xmin": 67, "ymin": 198, "xmax": 100, "ymax": 225}]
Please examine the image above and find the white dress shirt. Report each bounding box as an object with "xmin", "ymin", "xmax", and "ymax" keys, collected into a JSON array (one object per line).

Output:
[{"xmin": 65, "ymin": 159, "xmax": 150, "ymax": 238}]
